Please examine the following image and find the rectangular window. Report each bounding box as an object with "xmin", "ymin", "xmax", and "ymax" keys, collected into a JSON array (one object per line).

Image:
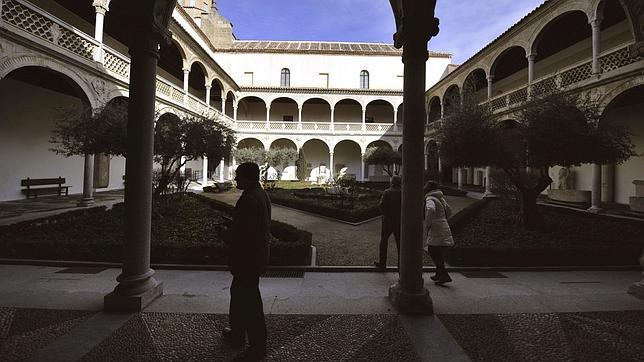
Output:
[
  {"xmin": 243, "ymin": 72, "xmax": 254, "ymax": 86},
  {"xmin": 319, "ymin": 73, "xmax": 329, "ymax": 88}
]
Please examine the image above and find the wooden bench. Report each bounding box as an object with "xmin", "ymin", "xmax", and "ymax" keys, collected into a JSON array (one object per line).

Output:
[{"xmin": 21, "ymin": 177, "xmax": 70, "ymax": 199}]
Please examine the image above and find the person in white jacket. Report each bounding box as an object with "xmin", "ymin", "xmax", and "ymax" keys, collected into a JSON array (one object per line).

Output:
[{"xmin": 423, "ymin": 181, "xmax": 454, "ymax": 285}]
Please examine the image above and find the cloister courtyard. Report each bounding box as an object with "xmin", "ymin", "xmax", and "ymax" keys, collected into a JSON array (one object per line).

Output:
[{"xmin": 1, "ymin": 0, "xmax": 644, "ymax": 360}]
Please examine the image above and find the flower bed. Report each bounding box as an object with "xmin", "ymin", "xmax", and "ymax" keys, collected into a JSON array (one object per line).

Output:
[
  {"xmin": 448, "ymin": 199, "xmax": 644, "ymax": 266},
  {"xmin": 267, "ymin": 187, "xmax": 382, "ymax": 223},
  {"xmin": 0, "ymin": 193, "xmax": 311, "ymax": 266}
]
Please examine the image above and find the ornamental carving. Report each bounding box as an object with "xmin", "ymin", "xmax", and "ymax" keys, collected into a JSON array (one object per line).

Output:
[
  {"xmin": 49, "ymin": 23, "xmax": 62, "ymax": 44},
  {"xmin": 92, "ymin": 78, "xmax": 107, "ymax": 99}
]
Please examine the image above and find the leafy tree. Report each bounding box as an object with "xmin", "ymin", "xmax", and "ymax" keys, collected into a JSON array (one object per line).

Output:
[
  {"xmin": 49, "ymin": 101, "xmax": 128, "ymax": 157},
  {"xmin": 233, "ymin": 147, "xmax": 266, "ymax": 165},
  {"xmin": 364, "ymin": 146, "xmax": 402, "ymax": 176},
  {"xmin": 154, "ymin": 113, "xmax": 235, "ymax": 196},
  {"xmin": 296, "ymin": 148, "xmax": 308, "ymax": 181},
  {"xmin": 438, "ymin": 91, "xmax": 636, "ymax": 229},
  {"xmin": 265, "ymin": 147, "xmax": 298, "ymax": 178}
]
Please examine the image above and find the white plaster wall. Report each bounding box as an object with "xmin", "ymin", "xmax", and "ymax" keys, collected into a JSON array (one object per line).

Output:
[
  {"xmin": 215, "ymin": 50, "xmax": 451, "ymax": 90},
  {"xmin": 269, "ymin": 102, "xmax": 298, "ymax": 122},
  {"xmin": 106, "ymin": 156, "xmax": 126, "ymax": 190},
  {"xmin": 302, "ymin": 102, "xmax": 332, "ymax": 122},
  {"xmin": 0, "ymin": 78, "xmax": 84, "ymax": 201}
]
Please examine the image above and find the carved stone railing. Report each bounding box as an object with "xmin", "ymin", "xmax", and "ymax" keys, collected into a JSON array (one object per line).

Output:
[
  {"xmin": 1, "ymin": 0, "xmax": 99, "ymax": 61},
  {"xmin": 235, "ymin": 121, "xmax": 402, "ymax": 136},
  {"xmin": 481, "ymin": 45, "xmax": 642, "ymax": 114},
  {"xmin": 0, "ymin": 0, "xmax": 231, "ymax": 123}
]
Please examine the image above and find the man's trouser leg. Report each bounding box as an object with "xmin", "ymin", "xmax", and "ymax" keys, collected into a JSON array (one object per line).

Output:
[
  {"xmin": 379, "ymin": 222, "xmax": 393, "ymax": 265},
  {"xmin": 393, "ymin": 223, "xmax": 401, "ymax": 265},
  {"xmin": 229, "ymin": 275, "xmax": 246, "ymax": 342},
  {"xmin": 246, "ymin": 274, "xmax": 267, "ymax": 350}
]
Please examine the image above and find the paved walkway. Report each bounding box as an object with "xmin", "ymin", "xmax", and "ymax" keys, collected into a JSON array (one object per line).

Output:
[
  {"xmin": 0, "ymin": 265, "xmax": 642, "ymax": 361},
  {"xmin": 203, "ymin": 190, "xmax": 477, "ymax": 266}
]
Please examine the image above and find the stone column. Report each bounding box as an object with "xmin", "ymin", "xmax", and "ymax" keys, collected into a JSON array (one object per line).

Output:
[
  {"xmin": 388, "ymin": 3, "xmax": 438, "ymax": 315},
  {"xmin": 103, "ymin": 6, "xmax": 172, "ymax": 310},
  {"xmin": 330, "ymin": 107, "xmax": 335, "ymax": 132},
  {"xmin": 219, "ymin": 158, "xmax": 224, "ymax": 182},
  {"xmin": 467, "ymin": 167, "xmax": 474, "ymax": 185},
  {"xmin": 629, "ymin": 253, "xmax": 644, "ymax": 300},
  {"xmin": 298, "ymin": 106, "xmax": 303, "ymax": 130},
  {"xmin": 233, "ymin": 104, "xmax": 238, "ymax": 122},
  {"xmin": 78, "ymin": 154, "xmax": 95, "ymax": 207},
  {"xmin": 487, "ymin": 75, "xmax": 494, "ymax": 99},
  {"xmin": 457, "ymin": 168, "xmax": 464, "ymax": 189},
  {"xmin": 361, "ymin": 107, "xmax": 367, "ymax": 131},
  {"xmin": 588, "ymin": 164, "xmax": 603, "ymax": 213},
  {"xmin": 329, "ymin": 152, "xmax": 334, "ymax": 179},
  {"xmin": 92, "ymin": 0, "xmax": 110, "ymax": 62},
  {"xmin": 591, "ymin": 17, "xmax": 603, "ymax": 75},
  {"xmin": 221, "ymin": 91, "xmax": 226, "ymax": 115},
  {"xmin": 182, "ymin": 68, "xmax": 190, "ymax": 104},
  {"xmin": 265, "ymin": 105, "xmax": 270, "ymax": 129},
  {"xmin": 601, "ymin": 163, "xmax": 614, "ymax": 204},
  {"xmin": 527, "ymin": 53, "xmax": 536, "ymax": 98},
  {"xmin": 361, "ymin": 153, "xmax": 366, "ymax": 182},
  {"xmin": 393, "ymin": 107, "xmax": 399, "ymax": 132},
  {"xmin": 204, "ymin": 85, "xmax": 211, "ymax": 107},
  {"xmin": 424, "ymin": 153, "xmax": 428, "ymax": 171},
  {"xmin": 202, "ymin": 156, "xmax": 208, "ymax": 184}
]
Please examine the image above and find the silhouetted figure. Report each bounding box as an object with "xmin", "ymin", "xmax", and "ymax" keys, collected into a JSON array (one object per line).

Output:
[
  {"xmin": 423, "ymin": 181, "xmax": 454, "ymax": 285},
  {"xmin": 374, "ymin": 175, "xmax": 402, "ymax": 269},
  {"xmin": 223, "ymin": 162, "xmax": 271, "ymax": 360}
]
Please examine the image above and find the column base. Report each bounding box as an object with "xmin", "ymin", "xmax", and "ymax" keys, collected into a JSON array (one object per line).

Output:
[
  {"xmin": 628, "ymin": 280, "xmax": 644, "ymax": 300},
  {"xmin": 388, "ymin": 283, "xmax": 433, "ymax": 315},
  {"xmin": 586, "ymin": 206, "xmax": 603, "ymax": 214},
  {"xmin": 77, "ymin": 198, "xmax": 95, "ymax": 207},
  {"xmin": 483, "ymin": 191, "xmax": 497, "ymax": 198},
  {"xmin": 104, "ymin": 281, "xmax": 163, "ymax": 312}
]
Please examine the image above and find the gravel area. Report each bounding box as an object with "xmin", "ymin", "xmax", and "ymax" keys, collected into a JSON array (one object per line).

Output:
[
  {"xmin": 203, "ymin": 190, "xmax": 477, "ymax": 266},
  {"xmin": 439, "ymin": 311, "xmax": 644, "ymax": 362},
  {"xmin": 82, "ymin": 313, "xmax": 418, "ymax": 361}
]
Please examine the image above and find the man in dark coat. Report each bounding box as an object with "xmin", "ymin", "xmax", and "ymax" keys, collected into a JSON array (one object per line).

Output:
[
  {"xmin": 222, "ymin": 162, "xmax": 271, "ymax": 360},
  {"xmin": 374, "ymin": 175, "xmax": 402, "ymax": 269}
]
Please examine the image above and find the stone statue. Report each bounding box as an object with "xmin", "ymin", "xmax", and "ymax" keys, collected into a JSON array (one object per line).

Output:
[{"xmin": 558, "ymin": 167, "xmax": 574, "ymax": 190}]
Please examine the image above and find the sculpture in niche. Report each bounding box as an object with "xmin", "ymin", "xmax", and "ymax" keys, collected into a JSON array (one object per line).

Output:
[{"xmin": 558, "ymin": 167, "xmax": 574, "ymax": 190}]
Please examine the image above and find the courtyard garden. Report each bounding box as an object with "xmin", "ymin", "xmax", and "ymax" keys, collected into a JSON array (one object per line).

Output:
[
  {"xmin": 0, "ymin": 193, "xmax": 311, "ymax": 266},
  {"xmin": 449, "ymin": 198, "xmax": 644, "ymax": 267}
]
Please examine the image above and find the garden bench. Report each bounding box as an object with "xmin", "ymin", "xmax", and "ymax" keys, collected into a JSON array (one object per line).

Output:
[{"xmin": 21, "ymin": 177, "xmax": 70, "ymax": 199}]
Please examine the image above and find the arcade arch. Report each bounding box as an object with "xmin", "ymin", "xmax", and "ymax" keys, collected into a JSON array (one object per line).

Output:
[
  {"xmin": 269, "ymin": 97, "xmax": 298, "ymax": 123},
  {"xmin": 237, "ymin": 96, "xmax": 266, "ymax": 122},
  {"xmin": 365, "ymin": 100, "xmax": 394, "ymax": 124},
  {"xmin": 302, "ymin": 98, "xmax": 331, "ymax": 123},
  {"xmin": 334, "ymin": 99, "xmax": 362, "ymax": 123},
  {"xmin": 301, "ymin": 139, "xmax": 331, "ymax": 182},
  {"xmin": 333, "ymin": 140, "xmax": 362, "ymax": 180}
]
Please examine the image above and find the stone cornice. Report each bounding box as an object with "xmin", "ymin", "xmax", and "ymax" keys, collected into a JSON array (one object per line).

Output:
[{"xmin": 240, "ymin": 86, "xmax": 403, "ymax": 96}]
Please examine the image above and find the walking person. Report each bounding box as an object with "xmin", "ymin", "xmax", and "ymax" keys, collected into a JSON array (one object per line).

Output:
[
  {"xmin": 222, "ymin": 162, "xmax": 271, "ymax": 360},
  {"xmin": 423, "ymin": 181, "xmax": 454, "ymax": 285},
  {"xmin": 374, "ymin": 175, "xmax": 402, "ymax": 269}
]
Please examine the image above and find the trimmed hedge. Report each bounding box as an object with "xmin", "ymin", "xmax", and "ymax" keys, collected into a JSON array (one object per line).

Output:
[
  {"xmin": 447, "ymin": 198, "xmax": 644, "ymax": 267},
  {"xmin": 0, "ymin": 193, "xmax": 312, "ymax": 266},
  {"xmin": 267, "ymin": 188, "xmax": 382, "ymax": 223}
]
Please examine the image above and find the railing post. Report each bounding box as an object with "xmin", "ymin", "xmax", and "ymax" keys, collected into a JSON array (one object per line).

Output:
[{"xmin": 92, "ymin": 0, "xmax": 110, "ymax": 63}]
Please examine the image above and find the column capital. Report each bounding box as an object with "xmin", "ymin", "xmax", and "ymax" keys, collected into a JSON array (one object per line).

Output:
[
  {"xmin": 486, "ymin": 75, "xmax": 495, "ymax": 82},
  {"xmin": 93, "ymin": 0, "xmax": 110, "ymax": 14},
  {"xmin": 526, "ymin": 53, "xmax": 537, "ymax": 61},
  {"xmin": 204, "ymin": 84, "xmax": 211, "ymax": 90},
  {"xmin": 589, "ymin": 17, "xmax": 603, "ymax": 28},
  {"xmin": 183, "ymin": 67, "xmax": 190, "ymax": 74}
]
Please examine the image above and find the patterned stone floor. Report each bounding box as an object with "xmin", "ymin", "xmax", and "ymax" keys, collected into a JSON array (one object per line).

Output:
[{"xmin": 440, "ymin": 311, "xmax": 644, "ymax": 362}]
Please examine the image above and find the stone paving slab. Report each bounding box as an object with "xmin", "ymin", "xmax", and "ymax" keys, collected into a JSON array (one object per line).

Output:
[
  {"xmin": 439, "ymin": 311, "xmax": 644, "ymax": 362},
  {"xmin": 80, "ymin": 313, "xmax": 419, "ymax": 361}
]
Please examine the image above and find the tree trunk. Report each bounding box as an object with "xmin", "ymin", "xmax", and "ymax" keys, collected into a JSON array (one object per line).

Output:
[{"xmin": 516, "ymin": 190, "xmax": 545, "ymax": 230}]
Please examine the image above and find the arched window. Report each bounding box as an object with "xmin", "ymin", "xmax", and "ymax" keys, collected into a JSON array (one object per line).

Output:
[
  {"xmin": 280, "ymin": 68, "xmax": 290, "ymax": 87},
  {"xmin": 360, "ymin": 70, "xmax": 369, "ymax": 89}
]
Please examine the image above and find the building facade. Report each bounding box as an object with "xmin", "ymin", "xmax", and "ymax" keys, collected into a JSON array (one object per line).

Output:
[
  {"xmin": 424, "ymin": 0, "xmax": 644, "ymax": 211},
  {"xmin": 0, "ymin": 0, "xmax": 452, "ymax": 201}
]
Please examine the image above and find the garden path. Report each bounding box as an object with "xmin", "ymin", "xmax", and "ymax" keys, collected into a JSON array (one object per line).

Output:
[{"xmin": 201, "ymin": 190, "xmax": 477, "ymax": 266}]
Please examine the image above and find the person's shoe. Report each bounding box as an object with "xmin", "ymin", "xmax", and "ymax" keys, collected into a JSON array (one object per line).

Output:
[
  {"xmin": 222, "ymin": 327, "xmax": 244, "ymax": 349},
  {"xmin": 373, "ymin": 261, "xmax": 385, "ymax": 270},
  {"xmin": 430, "ymin": 273, "xmax": 440, "ymax": 281},
  {"xmin": 434, "ymin": 274, "xmax": 452, "ymax": 285},
  {"xmin": 233, "ymin": 345, "xmax": 267, "ymax": 361}
]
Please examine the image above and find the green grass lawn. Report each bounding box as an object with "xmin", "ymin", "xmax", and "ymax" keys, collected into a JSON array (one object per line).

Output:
[{"xmin": 264, "ymin": 180, "xmax": 317, "ymax": 189}]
